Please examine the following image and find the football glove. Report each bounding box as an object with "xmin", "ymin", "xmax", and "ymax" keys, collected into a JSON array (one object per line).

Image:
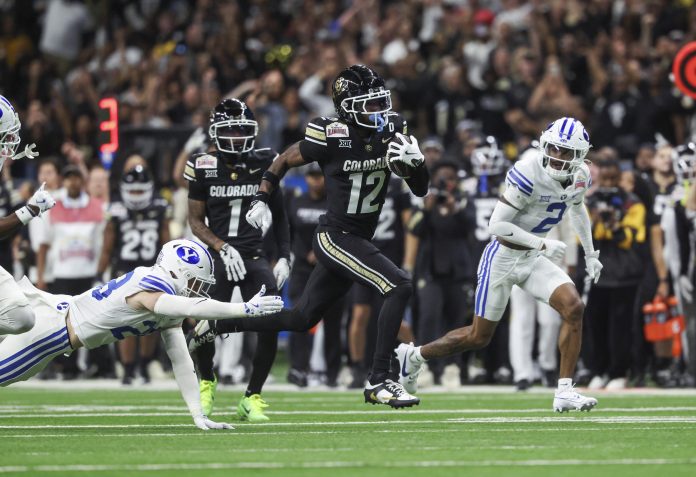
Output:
[
  {"xmin": 16, "ymin": 182, "xmax": 56, "ymax": 224},
  {"xmin": 387, "ymin": 133, "xmax": 425, "ymax": 168},
  {"xmin": 585, "ymin": 250, "xmax": 603, "ymax": 284},
  {"xmin": 679, "ymin": 274, "xmax": 693, "ymax": 303},
  {"xmin": 244, "ymin": 285, "xmax": 284, "ymax": 316},
  {"xmin": 246, "ymin": 198, "xmax": 269, "ymax": 229},
  {"xmin": 220, "ymin": 243, "xmax": 246, "ymax": 282},
  {"xmin": 540, "ymin": 238, "xmax": 567, "ymax": 263},
  {"xmin": 273, "ymin": 257, "xmax": 290, "ymax": 289},
  {"xmin": 193, "ymin": 414, "xmax": 233, "ymax": 431}
]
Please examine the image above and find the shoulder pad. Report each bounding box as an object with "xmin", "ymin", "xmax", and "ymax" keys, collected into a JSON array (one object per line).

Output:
[
  {"xmin": 505, "ymin": 160, "xmax": 535, "ymax": 197},
  {"xmin": 304, "ymin": 118, "xmax": 329, "ymax": 146},
  {"xmin": 137, "ymin": 269, "xmax": 177, "ymax": 295},
  {"xmin": 193, "ymin": 153, "xmax": 218, "ymax": 169},
  {"xmin": 252, "ymin": 148, "xmax": 280, "ymax": 164},
  {"xmin": 153, "ymin": 197, "xmax": 170, "ymax": 209},
  {"xmin": 108, "ymin": 201, "xmax": 128, "ymax": 218}
]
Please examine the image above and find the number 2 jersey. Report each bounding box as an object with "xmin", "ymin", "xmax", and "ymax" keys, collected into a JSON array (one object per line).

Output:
[
  {"xmin": 68, "ymin": 266, "xmax": 183, "ymax": 349},
  {"xmin": 108, "ymin": 198, "xmax": 170, "ymax": 274},
  {"xmin": 298, "ymin": 114, "xmax": 428, "ymax": 239},
  {"xmin": 502, "ymin": 149, "xmax": 591, "ymax": 238},
  {"xmin": 185, "ymin": 149, "xmax": 290, "ymax": 259}
]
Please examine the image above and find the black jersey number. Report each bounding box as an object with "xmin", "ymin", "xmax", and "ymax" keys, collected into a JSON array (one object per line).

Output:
[
  {"xmin": 347, "ymin": 170, "xmax": 386, "ymax": 214},
  {"xmin": 121, "ymin": 229, "xmax": 158, "ymax": 261}
]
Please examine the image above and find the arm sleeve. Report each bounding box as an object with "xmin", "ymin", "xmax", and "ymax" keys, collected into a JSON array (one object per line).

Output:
[
  {"xmin": 488, "ymin": 200, "xmax": 544, "ymax": 249},
  {"xmin": 160, "ymin": 327, "xmax": 203, "ymax": 417},
  {"xmin": 153, "ymin": 294, "xmax": 248, "ymax": 319},
  {"xmin": 269, "ymin": 188, "xmax": 291, "ymax": 260},
  {"xmin": 405, "ymin": 164, "xmax": 430, "ymax": 197},
  {"xmin": 568, "ymin": 200, "xmax": 595, "ymax": 255}
]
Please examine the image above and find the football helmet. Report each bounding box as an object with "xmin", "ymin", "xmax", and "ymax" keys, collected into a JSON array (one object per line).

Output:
[
  {"xmin": 332, "ymin": 65, "xmax": 392, "ymax": 130},
  {"xmin": 539, "ymin": 117, "xmax": 591, "ymax": 181},
  {"xmin": 120, "ymin": 165, "xmax": 154, "ymax": 210},
  {"xmin": 156, "ymin": 239, "xmax": 216, "ymax": 298},
  {"xmin": 673, "ymin": 142, "xmax": 696, "ymax": 184},
  {"xmin": 208, "ymin": 98, "xmax": 258, "ymax": 154},
  {"xmin": 0, "ymin": 95, "xmax": 21, "ymax": 168},
  {"xmin": 470, "ymin": 136, "xmax": 508, "ymax": 177}
]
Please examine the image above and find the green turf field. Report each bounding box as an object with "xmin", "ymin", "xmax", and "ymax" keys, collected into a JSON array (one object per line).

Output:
[{"xmin": 1, "ymin": 386, "xmax": 696, "ymax": 476}]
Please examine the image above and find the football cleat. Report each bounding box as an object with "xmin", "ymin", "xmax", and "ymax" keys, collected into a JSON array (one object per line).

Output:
[
  {"xmin": 200, "ymin": 377, "xmax": 218, "ymax": 417},
  {"xmin": 553, "ymin": 384, "xmax": 598, "ymax": 412},
  {"xmin": 237, "ymin": 394, "xmax": 270, "ymax": 423},
  {"xmin": 364, "ymin": 379, "xmax": 420, "ymax": 408},
  {"xmin": 395, "ymin": 342, "xmax": 423, "ymax": 394},
  {"xmin": 187, "ymin": 320, "xmax": 218, "ymax": 354}
]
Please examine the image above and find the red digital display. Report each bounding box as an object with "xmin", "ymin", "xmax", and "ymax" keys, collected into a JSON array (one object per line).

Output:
[{"xmin": 98, "ymin": 97, "xmax": 119, "ymax": 154}]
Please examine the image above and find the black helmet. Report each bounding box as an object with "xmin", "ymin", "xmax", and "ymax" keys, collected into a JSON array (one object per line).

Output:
[
  {"xmin": 673, "ymin": 142, "xmax": 696, "ymax": 184},
  {"xmin": 332, "ymin": 65, "xmax": 392, "ymax": 130},
  {"xmin": 470, "ymin": 136, "xmax": 508, "ymax": 176},
  {"xmin": 208, "ymin": 98, "xmax": 258, "ymax": 154},
  {"xmin": 121, "ymin": 165, "xmax": 154, "ymax": 210}
]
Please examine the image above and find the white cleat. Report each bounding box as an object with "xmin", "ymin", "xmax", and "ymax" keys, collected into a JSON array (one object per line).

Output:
[
  {"xmin": 553, "ymin": 384, "xmax": 598, "ymax": 413},
  {"xmin": 395, "ymin": 342, "xmax": 423, "ymax": 394},
  {"xmin": 364, "ymin": 379, "xmax": 420, "ymax": 408}
]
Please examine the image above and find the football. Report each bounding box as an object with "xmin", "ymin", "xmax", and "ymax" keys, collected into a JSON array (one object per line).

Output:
[{"xmin": 386, "ymin": 134, "xmax": 415, "ymax": 178}]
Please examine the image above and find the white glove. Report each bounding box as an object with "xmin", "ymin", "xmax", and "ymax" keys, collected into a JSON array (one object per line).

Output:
[
  {"xmin": 679, "ymin": 274, "xmax": 694, "ymax": 303},
  {"xmin": 220, "ymin": 243, "xmax": 246, "ymax": 282},
  {"xmin": 12, "ymin": 143, "xmax": 39, "ymax": 161},
  {"xmin": 246, "ymin": 199, "xmax": 269, "ymax": 229},
  {"xmin": 193, "ymin": 414, "xmax": 233, "ymax": 431},
  {"xmin": 17, "ymin": 182, "xmax": 56, "ymax": 224},
  {"xmin": 273, "ymin": 257, "xmax": 290, "ymax": 289},
  {"xmin": 387, "ymin": 133, "xmax": 425, "ymax": 168},
  {"xmin": 540, "ymin": 238, "xmax": 567, "ymax": 263},
  {"xmin": 260, "ymin": 207, "xmax": 273, "ymax": 236},
  {"xmin": 585, "ymin": 250, "xmax": 603, "ymax": 284},
  {"xmin": 183, "ymin": 127, "xmax": 207, "ymax": 154},
  {"xmin": 244, "ymin": 284, "xmax": 284, "ymax": 316}
]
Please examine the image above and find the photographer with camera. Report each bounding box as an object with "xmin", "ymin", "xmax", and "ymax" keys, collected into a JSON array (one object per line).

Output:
[
  {"xmin": 584, "ymin": 159, "xmax": 647, "ymax": 389},
  {"xmin": 408, "ymin": 160, "xmax": 476, "ymax": 384}
]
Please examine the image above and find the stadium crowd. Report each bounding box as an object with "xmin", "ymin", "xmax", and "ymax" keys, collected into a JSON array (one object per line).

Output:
[{"xmin": 1, "ymin": 0, "xmax": 695, "ymax": 390}]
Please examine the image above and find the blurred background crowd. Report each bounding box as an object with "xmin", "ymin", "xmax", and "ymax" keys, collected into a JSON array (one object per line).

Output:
[{"xmin": 1, "ymin": 0, "xmax": 695, "ymax": 390}]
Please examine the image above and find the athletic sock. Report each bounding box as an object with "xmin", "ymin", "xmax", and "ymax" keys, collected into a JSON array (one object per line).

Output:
[
  {"xmin": 412, "ymin": 346, "xmax": 426, "ymax": 364},
  {"xmin": 371, "ymin": 288, "xmax": 410, "ymax": 376},
  {"xmin": 557, "ymin": 377, "xmax": 572, "ymax": 389}
]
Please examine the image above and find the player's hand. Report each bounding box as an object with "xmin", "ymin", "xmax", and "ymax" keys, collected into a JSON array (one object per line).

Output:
[
  {"xmin": 12, "ymin": 143, "xmax": 39, "ymax": 161},
  {"xmin": 28, "ymin": 182, "xmax": 56, "ymax": 215},
  {"xmin": 246, "ymin": 199, "xmax": 269, "ymax": 229},
  {"xmin": 679, "ymin": 274, "xmax": 693, "ymax": 303},
  {"xmin": 219, "ymin": 243, "xmax": 246, "ymax": 282},
  {"xmin": 273, "ymin": 257, "xmax": 290, "ymax": 289},
  {"xmin": 193, "ymin": 414, "xmax": 233, "ymax": 430},
  {"xmin": 585, "ymin": 250, "xmax": 603, "ymax": 284},
  {"xmin": 244, "ymin": 284, "xmax": 284, "ymax": 316},
  {"xmin": 540, "ymin": 238, "xmax": 567, "ymax": 262},
  {"xmin": 387, "ymin": 133, "xmax": 425, "ymax": 168}
]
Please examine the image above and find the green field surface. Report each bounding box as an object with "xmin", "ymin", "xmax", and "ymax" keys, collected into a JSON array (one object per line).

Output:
[{"xmin": 1, "ymin": 385, "xmax": 696, "ymax": 476}]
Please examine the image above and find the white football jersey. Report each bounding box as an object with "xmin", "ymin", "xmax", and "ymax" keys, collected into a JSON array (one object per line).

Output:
[
  {"xmin": 502, "ymin": 149, "xmax": 591, "ymax": 239},
  {"xmin": 68, "ymin": 266, "xmax": 182, "ymax": 349}
]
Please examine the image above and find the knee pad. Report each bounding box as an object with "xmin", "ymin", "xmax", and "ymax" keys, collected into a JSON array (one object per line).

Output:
[{"xmin": 0, "ymin": 305, "xmax": 36, "ymax": 334}]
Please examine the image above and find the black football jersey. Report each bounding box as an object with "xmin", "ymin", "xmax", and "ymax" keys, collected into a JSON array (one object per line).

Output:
[
  {"xmin": 185, "ymin": 148, "xmax": 290, "ymax": 259},
  {"xmin": 108, "ymin": 198, "xmax": 170, "ymax": 272},
  {"xmin": 298, "ymin": 113, "xmax": 408, "ymax": 239},
  {"xmin": 471, "ymin": 173, "xmax": 506, "ymax": 259},
  {"xmin": 372, "ymin": 177, "xmax": 412, "ymax": 265},
  {"xmin": 287, "ymin": 189, "xmax": 328, "ymax": 275}
]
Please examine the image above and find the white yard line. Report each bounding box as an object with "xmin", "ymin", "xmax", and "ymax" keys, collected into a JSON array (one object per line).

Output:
[{"xmin": 1, "ymin": 458, "xmax": 696, "ymax": 473}]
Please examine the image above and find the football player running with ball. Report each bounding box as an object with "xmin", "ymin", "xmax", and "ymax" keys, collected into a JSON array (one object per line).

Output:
[
  {"xmin": 191, "ymin": 65, "xmax": 429, "ymax": 407},
  {"xmin": 0, "ymin": 239, "xmax": 283, "ymax": 430},
  {"xmin": 0, "ymin": 95, "xmax": 54, "ymax": 337},
  {"xmin": 397, "ymin": 118, "xmax": 601, "ymax": 412}
]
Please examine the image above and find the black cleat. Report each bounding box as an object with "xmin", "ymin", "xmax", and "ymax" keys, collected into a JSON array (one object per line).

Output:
[{"xmin": 364, "ymin": 379, "xmax": 420, "ymax": 408}]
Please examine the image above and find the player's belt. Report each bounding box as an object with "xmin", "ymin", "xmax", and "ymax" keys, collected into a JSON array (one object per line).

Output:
[{"xmin": 496, "ymin": 237, "xmax": 534, "ymax": 251}]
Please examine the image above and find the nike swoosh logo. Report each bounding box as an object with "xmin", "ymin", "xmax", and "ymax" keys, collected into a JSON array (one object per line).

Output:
[
  {"xmin": 501, "ymin": 233, "xmax": 513, "ymax": 237},
  {"xmin": 382, "ymin": 137, "xmax": 391, "ymax": 143},
  {"xmin": 401, "ymin": 350, "xmax": 412, "ymax": 377},
  {"xmin": 250, "ymin": 168, "xmax": 261, "ymax": 174}
]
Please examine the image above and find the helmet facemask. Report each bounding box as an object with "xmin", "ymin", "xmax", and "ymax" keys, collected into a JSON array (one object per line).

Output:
[
  {"xmin": 540, "ymin": 141, "xmax": 586, "ymax": 181},
  {"xmin": 673, "ymin": 145, "xmax": 696, "ymax": 184},
  {"xmin": 0, "ymin": 116, "xmax": 20, "ymax": 162},
  {"xmin": 156, "ymin": 240, "xmax": 216, "ymax": 298},
  {"xmin": 471, "ymin": 137, "xmax": 507, "ymax": 176},
  {"xmin": 341, "ymin": 88, "xmax": 392, "ymax": 130},
  {"xmin": 209, "ymin": 119, "xmax": 258, "ymax": 154},
  {"xmin": 121, "ymin": 181, "xmax": 153, "ymax": 210}
]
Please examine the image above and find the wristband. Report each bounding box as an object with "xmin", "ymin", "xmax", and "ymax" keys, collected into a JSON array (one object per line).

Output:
[
  {"xmin": 15, "ymin": 206, "xmax": 37, "ymax": 225},
  {"xmin": 253, "ymin": 191, "xmax": 271, "ymax": 204},
  {"xmin": 261, "ymin": 170, "xmax": 280, "ymax": 189}
]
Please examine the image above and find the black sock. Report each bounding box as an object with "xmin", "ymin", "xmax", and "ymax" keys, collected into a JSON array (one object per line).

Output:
[
  {"xmin": 124, "ymin": 362, "xmax": 136, "ymax": 378},
  {"xmin": 217, "ymin": 310, "xmax": 301, "ymax": 334},
  {"xmin": 196, "ymin": 340, "xmax": 216, "ymax": 381},
  {"xmin": 245, "ymin": 332, "xmax": 278, "ymax": 395},
  {"xmin": 371, "ymin": 286, "xmax": 410, "ymax": 377}
]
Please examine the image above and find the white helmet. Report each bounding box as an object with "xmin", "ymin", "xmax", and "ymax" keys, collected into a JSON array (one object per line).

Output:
[
  {"xmin": 0, "ymin": 95, "xmax": 21, "ymax": 168},
  {"xmin": 156, "ymin": 239, "xmax": 215, "ymax": 298},
  {"xmin": 539, "ymin": 117, "xmax": 591, "ymax": 181}
]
